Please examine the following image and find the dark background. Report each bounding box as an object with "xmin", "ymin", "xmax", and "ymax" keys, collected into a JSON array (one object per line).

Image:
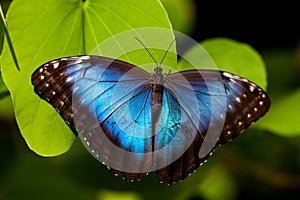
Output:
[{"xmin": 192, "ymin": 1, "xmax": 299, "ymax": 51}]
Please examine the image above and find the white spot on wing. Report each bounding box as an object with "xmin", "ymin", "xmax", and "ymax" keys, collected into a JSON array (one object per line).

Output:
[
  {"xmin": 39, "ymin": 68, "xmax": 43, "ymax": 73},
  {"xmin": 66, "ymin": 77, "xmax": 73, "ymax": 83},
  {"xmin": 259, "ymin": 101, "xmax": 264, "ymax": 106},
  {"xmin": 81, "ymin": 55, "xmax": 91, "ymax": 60},
  {"xmin": 223, "ymin": 72, "xmax": 234, "ymax": 78},
  {"xmin": 53, "ymin": 62, "xmax": 59, "ymax": 69},
  {"xmin": 249, "ymin": 85, "xmax": 255, "ymax": 92},
  {"xmin": 40, "ymin": 75, "xmax": 45, "ymax": 80},
  {"xmin": 235, "ymin": 97, "xmax": 241, "ymax": 103}
]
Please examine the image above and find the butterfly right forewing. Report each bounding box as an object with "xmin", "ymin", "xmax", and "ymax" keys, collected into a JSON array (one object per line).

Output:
[{"xmin": 155, "ymin": 69, "xmax": 270, "ymax": 184}]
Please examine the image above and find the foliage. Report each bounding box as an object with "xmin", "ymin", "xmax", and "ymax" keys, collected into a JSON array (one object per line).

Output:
[{"xmin": 1, "ymin": 0, "xmax": 175, "ymax": 156}]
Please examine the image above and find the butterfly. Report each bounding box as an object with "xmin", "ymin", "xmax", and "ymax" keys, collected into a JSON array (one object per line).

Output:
[{"xmin": 31, "ymin": 54, "xmax": 270, "ymax": 184}]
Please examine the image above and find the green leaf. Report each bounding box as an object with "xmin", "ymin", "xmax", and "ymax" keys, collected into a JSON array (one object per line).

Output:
[
  {"xmin": 257, "ymin": 88, "xmax": 300, "ymax": 136},
  {"xmin": 160, "ymin": 0, "xmax": 196, "ymax": 34},
  {"xmin": 179, "ymin": 38, "xmax": 267, "ymax": 90},
  {"xmin": 1, "ymin": 0, "xmax": 174, "ymax": 156}
]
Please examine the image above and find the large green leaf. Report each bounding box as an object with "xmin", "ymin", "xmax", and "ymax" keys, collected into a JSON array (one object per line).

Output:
[
  {"xmin": 1, "ymin": 0, "xmax": 174, "ymax": 156},
  {"xmin": 178, "ymin": 38, "xmax": 267, "ymax": 90},
  {"xmin": 160, "ymin": 0, "xmax": 196, "ymax": 34},
  {"xmin": 176, "ymin": 38, "xmax": 267, "ymax": 90},
  {"xmin": 201, "ymin": 38, "xmax": 268, "ymax": 90}
]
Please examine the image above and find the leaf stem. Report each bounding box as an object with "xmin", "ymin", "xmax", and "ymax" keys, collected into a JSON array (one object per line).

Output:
[{"xmin": 0, "ymin": 4, "xmax": 20, "ymax": 71}]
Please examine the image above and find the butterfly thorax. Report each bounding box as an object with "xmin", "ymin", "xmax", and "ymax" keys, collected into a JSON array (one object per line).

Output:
[
  {"xmin": 153, "ymin": 67, "xmax": 164, "ymax": 87},
  {"xmin": 152, "ymin": 67, "xmax": 164, "ymax": 101}
]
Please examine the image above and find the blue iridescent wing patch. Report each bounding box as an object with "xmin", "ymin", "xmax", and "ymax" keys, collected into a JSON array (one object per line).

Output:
[
  {"xmin": 156, "ymin": 70, "xmax": 270, "ymax": 183},
  {"xmin": 31, "ymin": 55, "xmax": 270, "ymax": 184}
]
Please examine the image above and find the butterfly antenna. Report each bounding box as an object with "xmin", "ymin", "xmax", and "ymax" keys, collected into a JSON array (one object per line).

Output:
[
  {"xmin": 159, "ymin": 38, "xmax": 176, "ymax": 66},
  {"xmin": 134, "ymin": 37, "xmax": 159, "ymax": 66}
]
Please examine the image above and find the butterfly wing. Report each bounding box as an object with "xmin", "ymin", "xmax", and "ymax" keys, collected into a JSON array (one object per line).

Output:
[
  {"xmin": 31, "ymin": 55, "xmax": 154, "ymax": 181},
  {"xmin": 32, "ymin": 57, "xmax": 270, "ymax": 184},
  {"xmin": 155, "ymin": 70, "xmax": 270, "ymax": 184}
]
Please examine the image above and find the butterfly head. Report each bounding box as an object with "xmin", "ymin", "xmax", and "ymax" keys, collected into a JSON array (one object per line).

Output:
[{"xmin": 154, "ymin": 67, "xmax": 163, "ymax": 74}]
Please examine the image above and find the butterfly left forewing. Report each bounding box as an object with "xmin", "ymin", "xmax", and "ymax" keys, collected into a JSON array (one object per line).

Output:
[{"xmin": 32, "ymin": 55, "xmax": 155, "ymax": 182}]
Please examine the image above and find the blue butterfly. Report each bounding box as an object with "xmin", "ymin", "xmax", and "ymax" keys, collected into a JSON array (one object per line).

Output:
[{"xmin": 31, "ymin": 54, "xmax": 270, "ymax": 184}]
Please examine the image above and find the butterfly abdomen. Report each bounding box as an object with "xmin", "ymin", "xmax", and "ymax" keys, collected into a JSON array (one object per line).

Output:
[{"xmin": 151, "ymin": 67, "xmax": 165, "ymax": 145}]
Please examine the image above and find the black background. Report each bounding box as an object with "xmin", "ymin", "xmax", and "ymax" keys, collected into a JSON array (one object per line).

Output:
[{"xmin": 192, "ymin": 1, "xmax": 299, "ymax": 51}]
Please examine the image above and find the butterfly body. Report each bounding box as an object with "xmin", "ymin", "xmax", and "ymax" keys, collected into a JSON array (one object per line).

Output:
[
  {"xmin": 151, "ymin": 67, "xmax": 165, "ymax": 151},
  {"xmin": 31, "ymin": 55, "xmax": 270, "ymax": 184}
]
